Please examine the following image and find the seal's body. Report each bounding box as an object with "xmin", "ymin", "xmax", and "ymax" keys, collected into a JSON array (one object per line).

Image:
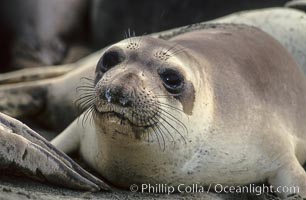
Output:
[{"xmin": 52, "ymin": 24, "xmax": 306, "ymax": 198}]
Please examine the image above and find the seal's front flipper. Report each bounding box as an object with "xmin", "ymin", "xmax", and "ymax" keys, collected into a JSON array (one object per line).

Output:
[
  {"xmin": 0, "ymin": 112, "xmax": 110, "ymax": 191},
  {"xmin": 286, "ymin": 0, "xmax": 306, "ymax": 12},
  {"xmin": 268, "ymin": 156, "xmax": 306, "ymax": 199},
  {"xmin": 51, "ymin": 113, "xmax": 84, "ymax": 154}
]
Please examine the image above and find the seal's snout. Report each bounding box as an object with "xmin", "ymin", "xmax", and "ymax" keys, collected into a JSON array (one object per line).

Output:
[
  {"xmin": 94, "ymin": 67, "xmax": 161, "ymax": 129},
  {"xmin": 103, "ymin": 87, "xmax": 132, "ymax": 107},
  {"xmin": 99, "ymin": 73, "xmax": 140, "ymax": 107}
]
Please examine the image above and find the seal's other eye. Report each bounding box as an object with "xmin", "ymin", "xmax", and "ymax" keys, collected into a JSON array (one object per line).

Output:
[
  {"xmin": 97, "ymin": 48, "xmax": 125, "ymax": 73},
  {"xmin": 159, "ymin": 69, "xmax": 184, "ymax": 94}
]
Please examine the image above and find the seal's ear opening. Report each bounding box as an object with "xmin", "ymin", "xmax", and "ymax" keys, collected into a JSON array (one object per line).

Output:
[{"xmin": 96, "ymin": 47, "xmax": 125, "ymax": 73}]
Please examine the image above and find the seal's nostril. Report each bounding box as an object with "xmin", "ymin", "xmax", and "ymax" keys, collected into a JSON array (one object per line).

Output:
[
  {"xmin": 119, "ymin": 97, "xmax": 128, "ymax": 106},
  {"xmin": 102, "ymin": 87, "xmax": 132, "ymax": 107},
  {"xmin": 105, "ymin": 88, "xmax": 112, "ymax": 103},
  {"xmin": 119, "ymin": 97, "xmax": 132, "ymax": 107}
]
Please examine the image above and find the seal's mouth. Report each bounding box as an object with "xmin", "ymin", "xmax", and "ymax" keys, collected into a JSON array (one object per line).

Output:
[
  {"xmin": 102, "ymin": 111, "xmax": 129, "ymax": 123},
  {"xmin": 94, "ymin": 107, "xmax": 155, "ymax": 129}
]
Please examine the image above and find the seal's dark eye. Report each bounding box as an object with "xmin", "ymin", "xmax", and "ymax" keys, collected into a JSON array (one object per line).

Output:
[
  {"xmin": 98, "ymin": 48, "xmax": 125, "ymax": 73},
  {"xmin": 160, "ymin": 69, "xmax": 184, "ymax": 94}
]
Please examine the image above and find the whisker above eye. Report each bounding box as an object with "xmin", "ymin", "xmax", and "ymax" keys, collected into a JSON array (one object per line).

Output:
[
  {"xmin": 165, "ymin": 43, "xmax": 179, "ymax": 56},
  {"xmin": 168, "ymin": 47, "xmax": 188, "ymax": 58}
]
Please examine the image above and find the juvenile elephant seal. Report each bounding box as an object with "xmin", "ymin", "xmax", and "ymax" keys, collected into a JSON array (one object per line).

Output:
[
  {"xmin": 52, "ymin": 24, "xmax": 306, "ymax": 199},
  {"xmin": 1, "ymin": 7, "xmax": 306, "ymax": 133}
]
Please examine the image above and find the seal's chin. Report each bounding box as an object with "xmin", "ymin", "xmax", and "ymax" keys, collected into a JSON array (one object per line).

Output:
[{"xmin": 94, "ymin": 108, "xmax": 153, "ymax": 139}]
